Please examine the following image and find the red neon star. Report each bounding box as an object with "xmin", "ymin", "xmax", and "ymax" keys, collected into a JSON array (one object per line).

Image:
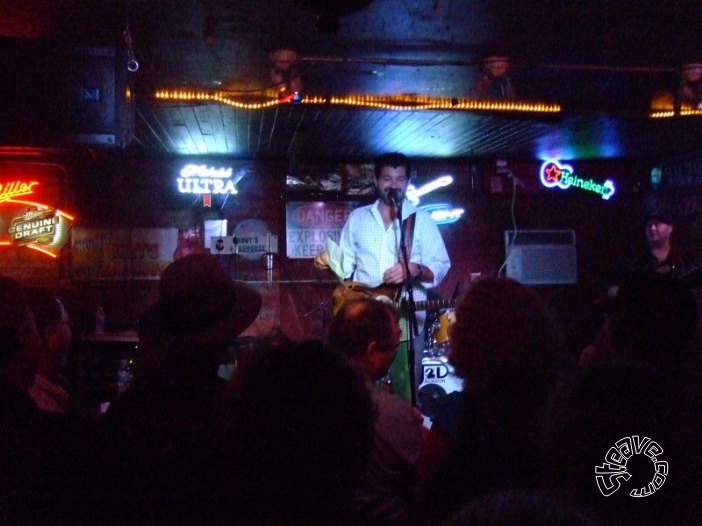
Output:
[{"xmin": 545, "ymin": 164, "xmax": 561, "ymax": 182}]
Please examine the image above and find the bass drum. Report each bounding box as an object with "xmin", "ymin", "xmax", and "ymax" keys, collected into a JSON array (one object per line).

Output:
[
  {"xmin": 434, "ymin": 309, "xmax": 455, "ymax": 348},
  {"xmin": 417, "ymin": 358, "xmax": 463, "ymax": 421},
  {"xmin": 423, "ymin": 308, "xmax": 456, "ymax": 359}
]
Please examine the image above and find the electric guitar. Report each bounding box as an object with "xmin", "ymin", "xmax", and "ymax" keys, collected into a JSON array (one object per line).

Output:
[
  {"xmin": 664, "ymin": 261, "xmax": 702, "ymax": 284},
  {"xmin": 332, "ymin": 281, "xmax": 455, "ymax": 316},
  {"xmin": 605, "ymin": 258, "xmax": 702, "ymax": 303}
]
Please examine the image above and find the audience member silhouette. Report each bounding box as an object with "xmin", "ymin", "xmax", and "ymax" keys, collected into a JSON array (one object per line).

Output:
[
  {"xmin": 413, "ymin": 276, "xmax": 566, "ymax": 523},
  {"xmin": 216, "ymin": 337, "xmax": 376, "ymax": 525},
  {"xmin": 546, "ymin": 272, "xmax": 702, "ymax": 525},
  {"xmin": 85, "ymin": 254, "xmax": 262, "ymax": 524},
  {"xmin": 328, "ymin": 297, "xmax": 426, "ymax": 524},
  {"xmin": 25, "ymin": 287, "xmax": 75, "ymax": 414},
  {"xmin": 0, "ymin": 277, "xmax": 80, "ymax": 524},
  {"xmin": 442, "ymin": 489, "xmax": 596, "ymax": 526},
  {"xmin": 581, "ymin": 271, "xmax": 701, "ymax": 376}
]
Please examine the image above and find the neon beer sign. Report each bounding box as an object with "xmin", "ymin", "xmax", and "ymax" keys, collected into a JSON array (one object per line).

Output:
[
  {"xmin": 177, "ymin": 164, "xmax": 240, "ymax": 194},
  {"xmin": 407, "ymin": 175, "xmax": 465, "ymax": 225},
  {"xmin": 0, "ymin": 180, "xmax": 39, "ymax": 202},
  {"xmin": 0, "ymin": 179, "xmax": 74, "ymax": 258},
  {"xmin": 406, "ymin": 175, "xmax": 453, "ymax": 206},
  {"xmin": 420, "ymin": 203, "xmax": 465, "ymax": 225},
  {"xmin": 540, "ymin": 160, "xmax": 616, "ymax": 201}
]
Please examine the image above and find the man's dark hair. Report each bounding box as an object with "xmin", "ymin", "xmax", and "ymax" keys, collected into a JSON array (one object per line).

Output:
[
  {"xmin": 26, "ymin": 287, "xmax": 63, "ymax": 339},
  {"xmin": 219, "ymin": 337, "xmax": 376, "ymax": 523},
  {"xmin": 374, "ymin": 152, "xmax": 410, "ymax": 179},
  {"xmin": 328, "ymin": 298, "xmax": 398, "ymax": 358},
  {"xmin": 449, "ymin": 276, "xmax": 564, "ymax": 390}
]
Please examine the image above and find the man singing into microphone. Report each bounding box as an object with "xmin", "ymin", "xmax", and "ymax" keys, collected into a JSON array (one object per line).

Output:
[{"xmin": 315, "ymin": 152, "xmax": 451, "ymax": 403}]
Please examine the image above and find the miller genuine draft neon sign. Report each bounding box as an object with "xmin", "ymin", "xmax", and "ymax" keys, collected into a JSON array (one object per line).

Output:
[
  {"xmin": 0, "ymin": 180, "xmax": 39, "ymax": 202},
  {"xmin": 540, "ymin": 160, "xmax": 616, "ymax": 201},
  {"xmin": 0, "ymin": 179, "xmax": 74, "ymax": 258}
]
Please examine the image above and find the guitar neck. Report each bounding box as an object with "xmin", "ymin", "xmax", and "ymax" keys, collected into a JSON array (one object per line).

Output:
[
  {"xmin": 406, "ymin": 298, "xmax": 455, "ymax": 312},
  {"xmin": 333, "ymin": 281, "xmax": 456, "ymax": 315}
]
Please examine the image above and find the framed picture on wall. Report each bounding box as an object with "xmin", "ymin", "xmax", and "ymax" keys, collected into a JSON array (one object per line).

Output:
[{"xmin": 285, "ymin": 162, "xmax": 375, "ymax": 195}]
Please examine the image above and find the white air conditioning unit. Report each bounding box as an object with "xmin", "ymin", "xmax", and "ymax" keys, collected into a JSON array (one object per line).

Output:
[{"xmin": 504, "ymin": 230, "xmax": 577, "ymax": 285}]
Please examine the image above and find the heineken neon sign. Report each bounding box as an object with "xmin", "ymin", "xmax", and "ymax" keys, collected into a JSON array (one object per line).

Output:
[{"xmin": 540, "ymin": 160, "xmax": 616, "ymax": 200}]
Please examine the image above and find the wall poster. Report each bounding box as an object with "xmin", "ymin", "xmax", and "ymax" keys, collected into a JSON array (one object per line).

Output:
[{"xmin": 72, "ymin": 228, "xmax": 178, "ymax": 280}]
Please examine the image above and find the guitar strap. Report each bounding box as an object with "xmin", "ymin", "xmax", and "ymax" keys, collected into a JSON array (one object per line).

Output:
[{"xmin": 401, "ymin": 212, "xmax": 416, "ymax": 265}]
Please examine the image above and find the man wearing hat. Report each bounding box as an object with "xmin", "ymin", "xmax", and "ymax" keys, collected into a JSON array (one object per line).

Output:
[
  {"xmin": 86, "ymin": 254, "xmax": 262, "ymax": 524},
  {"xmin": 135, "ymin": 252, "xmax": 262, "ymax": 369},
  {"xmin": 606, "ymin": 206, "xmax": 681, "ymax": 299}
]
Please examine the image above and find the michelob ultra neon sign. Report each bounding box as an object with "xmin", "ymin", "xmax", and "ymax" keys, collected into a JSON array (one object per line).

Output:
[
  {"xmin": 177, "ymin": 164, "xmax": 244, "ymax": 194},
  {"xmin": 540, "ymin": 160, "xmax": 616, "ymax": 200},
  {"xmin": 0, "ymin": 179, "xmax": 74, "ymax": 258}
]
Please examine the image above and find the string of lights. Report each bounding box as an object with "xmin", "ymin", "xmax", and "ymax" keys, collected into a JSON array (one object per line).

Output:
[
  {"xmin": 153, "ymin": 89, "xmax": 562, "ymax": 113},
  {"xmin": 650, "ymin": 108, "xmax": 702, "ymax": 118}
]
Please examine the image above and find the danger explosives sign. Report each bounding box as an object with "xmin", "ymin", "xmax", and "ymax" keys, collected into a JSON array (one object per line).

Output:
[{"xmin": 285, "ymin": 201, "xmax": 358, "ymax": 259}]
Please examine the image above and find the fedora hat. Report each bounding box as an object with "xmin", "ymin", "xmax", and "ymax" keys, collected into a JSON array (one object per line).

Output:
[{"xmin": 138, "ymin": 254, "xmax": 261, "ymax": 350}]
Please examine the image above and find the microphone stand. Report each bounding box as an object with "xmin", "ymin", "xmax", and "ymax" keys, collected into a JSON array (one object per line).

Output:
[{"xmin": 396, "ymin": 200, "xmax": 419, "ymax": 406}]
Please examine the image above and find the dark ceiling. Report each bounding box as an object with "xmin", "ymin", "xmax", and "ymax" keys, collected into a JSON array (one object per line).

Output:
[{"xmin": 2, "ymin": 0, "xmax": 702, "ymax": 161}]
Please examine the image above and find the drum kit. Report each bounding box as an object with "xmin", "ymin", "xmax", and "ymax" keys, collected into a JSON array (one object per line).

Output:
[{"xmin": 417, "ymin": 308, "xmax": 463, "ymax": 419}]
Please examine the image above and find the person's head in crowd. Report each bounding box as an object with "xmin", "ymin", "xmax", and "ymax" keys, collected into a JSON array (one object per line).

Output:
[
  {"xmin": 220, "ymin": 337, "xmax": 376, "ymax": 524},
  {"xmin": 448, "ymin": 276, "xmax": 564, "ymax": 393},
  {"xmin": 327, "ymin": 297, "xmax": 401, "ymax": 381},
  {"xmin": 137, "ymin": 253, "xmax": 262, "ymax": 372},
  {"xmin": 544, "ymin": 348, "xmax": 702, "ymax": 525},
  {"xmin": 0, "ymin": 277, "xmax": 42, "ymax": 390},
  {"xmin": 443, "ymin": 489, "xmax": 596, "ymax": 526},
  {"xmin": 26, "ymin": 287, "xmax": 72, "ymax": 376},
  {"xmin": 607, "ymin": 271, "xmax": 701, "ymax": 375},
  {"xmin": 644, "ymin": 208, "xmax": 674, "ymax": 251}
]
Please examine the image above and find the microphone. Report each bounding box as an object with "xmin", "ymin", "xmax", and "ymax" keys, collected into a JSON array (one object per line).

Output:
[{"xmin": 387, "ymin": 188, "xmax": 402, "ymax": 207}]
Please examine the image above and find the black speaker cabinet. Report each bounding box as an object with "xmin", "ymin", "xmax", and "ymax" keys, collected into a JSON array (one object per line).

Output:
[{"xmin": 0, "ymin": 39, "xmax": 133, "ymax": 148}]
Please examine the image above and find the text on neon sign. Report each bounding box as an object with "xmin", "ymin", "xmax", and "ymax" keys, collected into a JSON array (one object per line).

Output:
[
  {"xmin": 177, "ymin": 164, "xmax": 238, "ymax": 195},
  {"xmin": 540, "ymin": 161, "xmax": 616, "ymax": 200},
  {"xmin": 9, "ymin": 214, "xmax": 59, "ymax": 241},
  {"xmin": 419, "ymin": 204, "xmax": 465, "ymax": 225},
  {"xmin": 0, "ymin": 181, "xmax": 39, "ymax": 203}
]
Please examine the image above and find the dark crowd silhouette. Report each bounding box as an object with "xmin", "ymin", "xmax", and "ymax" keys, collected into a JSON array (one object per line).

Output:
[{"xmin": 2, "ymin": 256, "xmax": 701, "ymax": 525}]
